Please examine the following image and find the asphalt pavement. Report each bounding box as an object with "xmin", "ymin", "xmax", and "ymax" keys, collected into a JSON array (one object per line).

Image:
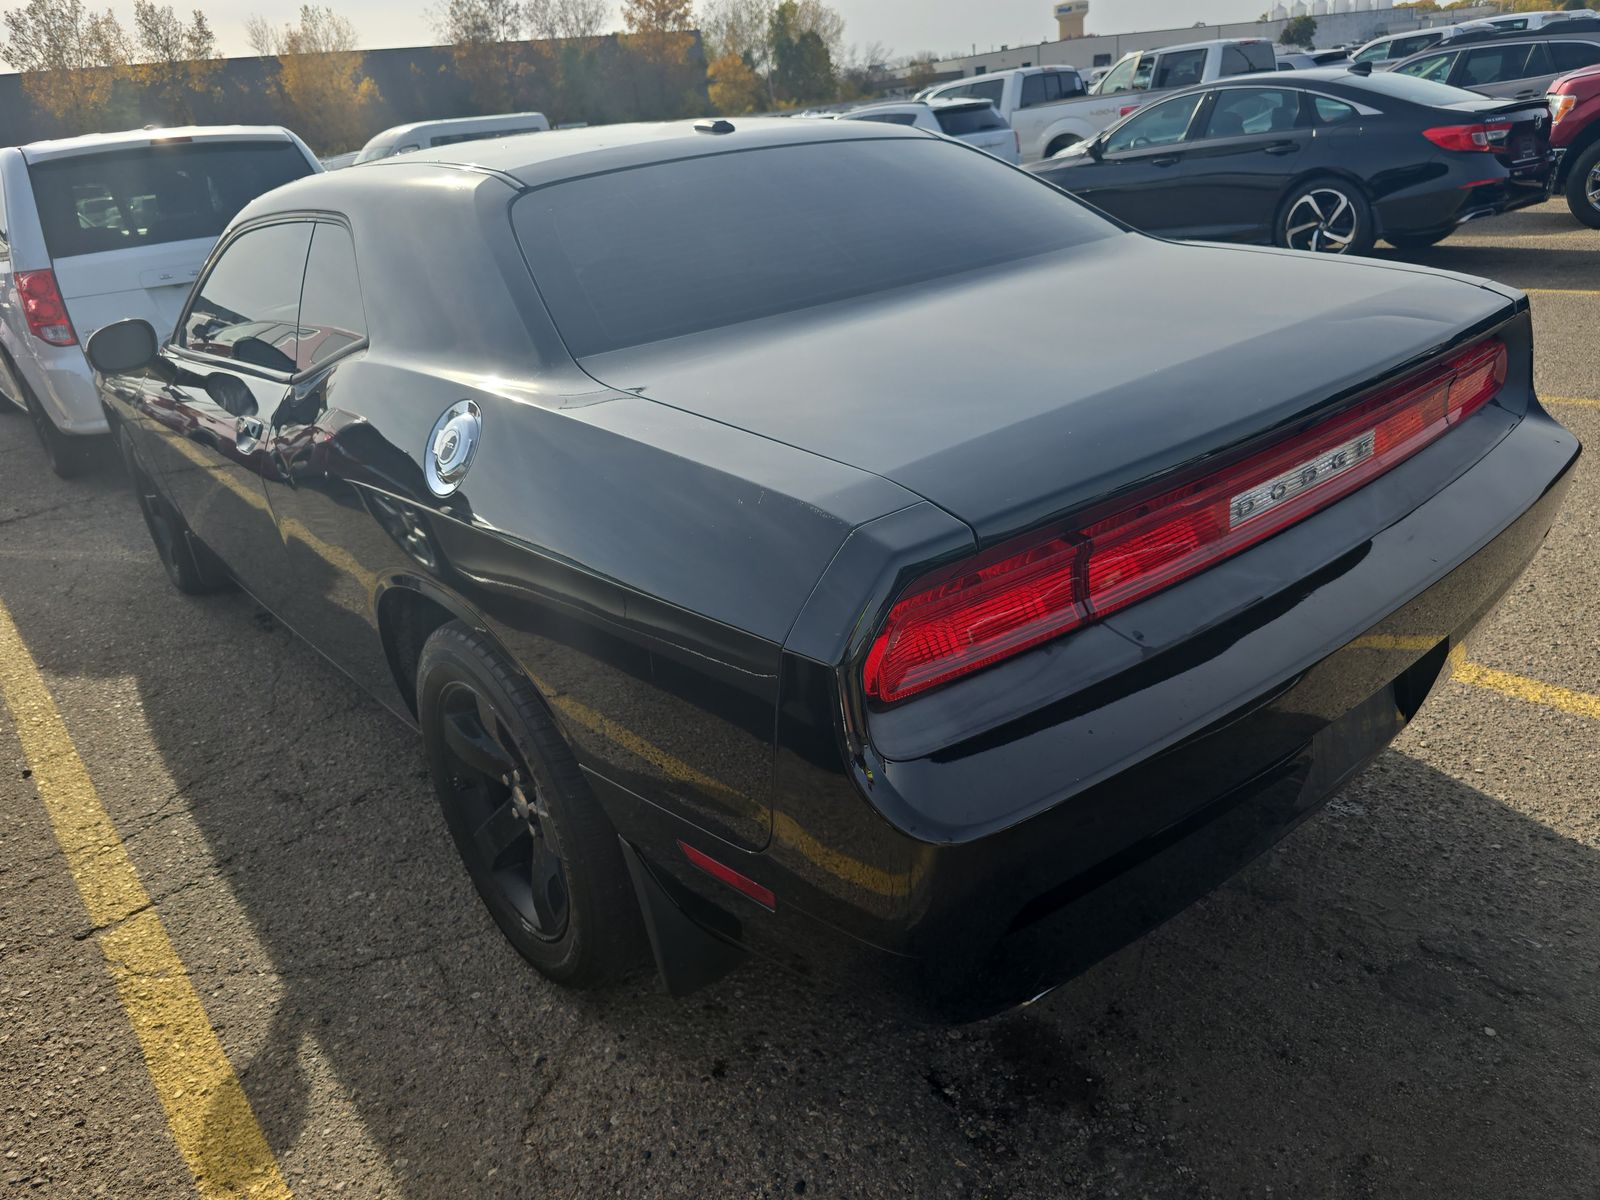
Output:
[{"xmin": 1, "ymin": 201, "xmax": 1596, "ymax": 1200}]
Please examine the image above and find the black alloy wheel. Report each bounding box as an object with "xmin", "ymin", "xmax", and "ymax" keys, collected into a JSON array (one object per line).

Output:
[
  {"xmin": 1277, "ymin": 177, "xmax": 1375, "ymax": 256},
  {"xmin": 1565, "ymin": 140, "xmax": 1600, "ymax": 230},
  {"xmin": 417, "ymin": 622, "xmax": 645, "ymax": 987},
  {"xmin": 120, "ymin": 430, "xmax": 231, "ymax": 594}
]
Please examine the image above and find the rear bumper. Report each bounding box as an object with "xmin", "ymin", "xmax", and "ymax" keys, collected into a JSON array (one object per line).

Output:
[
  {"xmin": 745, "ymin": 394, "xmax": 1579, "ymax": 1021},
  {"xmin": 9, "ymin": 335, "xmax": 108, "ymax": 434},
  {"xmin": 1377, "ymin": 157, "xmax": 1554, "ymax": 238}
]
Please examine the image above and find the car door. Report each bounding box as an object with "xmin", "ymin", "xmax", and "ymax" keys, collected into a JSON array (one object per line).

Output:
[
  {"xmin": 1452, "ymin": 41, "xmax": 1555, "ymax": 98},
  {"xmin": 1066, "ymin": 91, "xmax": 1209, "ymax": 231},
  {"xmin": 142, "ymin": 219, "xmax": 312, "ymax": 606},
  {"xmin": 258, "ymin": 220, "xmax": 393, "ymax": 694},
  {"xmin": 1176, "ymin": 87, "xmax": 1319, "ymax": 241}
]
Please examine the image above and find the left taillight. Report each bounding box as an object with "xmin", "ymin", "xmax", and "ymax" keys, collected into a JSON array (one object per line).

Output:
[
  {"xmin": 863, "ymin": 338, "xmax": 1508, "ymax": 705},
  {"xmin": 1422, "ymin": 121, "xmax": 1513, "ymax": 153},
  {"xmin": 16, "ymin": 269, "xmax": 77, "ymax": 346}
]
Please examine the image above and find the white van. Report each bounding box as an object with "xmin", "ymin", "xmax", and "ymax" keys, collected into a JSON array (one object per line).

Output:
[
  {"xmin": 0, "ymin": 125, "xmax": 321, "ymax": 476},
  {"xmin": 353, "ymin": 113, "xmax": 552, "ymax": 165}
]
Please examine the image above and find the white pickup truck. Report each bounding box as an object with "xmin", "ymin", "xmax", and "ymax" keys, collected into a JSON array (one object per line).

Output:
[{"xmin": 923, "ymin": 40, "xmax": 1279, "ymax": 163}]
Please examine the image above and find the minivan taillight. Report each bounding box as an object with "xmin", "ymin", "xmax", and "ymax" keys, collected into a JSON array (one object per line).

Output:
[
  {"xmin": 1423, "ymin": 121, "xmax": 1513, "ymax": 152},
  {"xmin": 863, "ymin": 338, "xmax": 1508, "ymax": 704},
  {"xmin": 16, "ymin": 269, "xmax": 77, "ymax": 346}
]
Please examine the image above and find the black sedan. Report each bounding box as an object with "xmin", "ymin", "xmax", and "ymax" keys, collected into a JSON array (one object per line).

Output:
[
  {"xmin": 1032, "ymin": 65, "xmax": 1555, "ymax": 252},
  {"xmin": 86, "ymin": 118, "xmax": 1578, "ymax": 1020}
]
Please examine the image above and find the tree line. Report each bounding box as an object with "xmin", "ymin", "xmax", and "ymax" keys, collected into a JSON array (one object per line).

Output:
[{"xmin": 0, "ymin": 0, "xmax": 908, "ymax": 153}]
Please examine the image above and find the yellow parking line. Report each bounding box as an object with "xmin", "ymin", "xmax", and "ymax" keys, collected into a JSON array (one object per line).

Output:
[
  {"xmin": 0, "ymin": 601, "xmax": 292, "ymax": 1200},
  {"xmin": 1544, "ymin": 396, "xmax": 1600, "ymax": 409},
  {"xmin": 1452, "ymin": 660, "xmax": 1600, "ymax": 722}
]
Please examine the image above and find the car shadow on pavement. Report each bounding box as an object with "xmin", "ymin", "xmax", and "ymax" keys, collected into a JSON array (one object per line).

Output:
[
  {"xmin": 4, "ymin": 441, "xmax": 1597, "ymax": 1200},
  {"xmin": 1374, "ymin": 241, "xmax": 1598, "ymax": 291}
]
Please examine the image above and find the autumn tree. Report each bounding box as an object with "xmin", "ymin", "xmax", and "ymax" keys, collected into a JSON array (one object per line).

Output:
[
  {"xmin": 437, "ymin": 0, "xmax": 536, "ymax": 113},
  {"xmin": 769, "ymin": 0, "xmax": 833, "ymax": 104},
  {"xmin": 251, "ymin": 5, "xmax": 381, "ymax": 153},
  {"xmin": 0, "ymin": 0, "xmax": 128, "ymax": 134},
  {"xmin": 125, "ymin": 2, "xmax": 221, "ymax": 123},
  {"xmin": 707, "ymin": 50, "xmax": 763, "ymax": 112},
  {"xmin": 622, "ymin": 0, "xmax": 696, "ymax": 64},
  {"xmin": 526, "ymin": 0, "xmax": 609, "ymax": 40},
  {"xmin": 1279, "ymin": 14, "xmax": 1317, "ymax": 46}
]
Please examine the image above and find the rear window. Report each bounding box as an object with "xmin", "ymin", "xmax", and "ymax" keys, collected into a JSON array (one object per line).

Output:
[
  {"xmin": 512, "ymin": 139, "xmax": 1116, "ymax": 358},
  {"xmin": 28, "ymin": 141, "xmax": 312, "ymax": 260},
  {"xmin": 935, "ymin": 105, "xmax": 1007, "ymax": 135},
  {"xmin": 1343, "ymin": 70, "xmax": 1484, "ymax": 107}
]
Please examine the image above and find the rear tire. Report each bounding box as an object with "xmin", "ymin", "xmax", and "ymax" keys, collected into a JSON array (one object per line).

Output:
[
  {"xmin": 1276, "ymin": 177, "xmax": 1375, "ymax": 256},
  {"xmin": 120, "ymin": 429, "xmax": 232, "ymax": 594},
  {"xmin": 418, "ymin": 622, "xmax": 646, "ymax": 989},
  {"xmin": 1564, "ymin": 140, "xmax": 1600, "ymax": 230},
  {"xmin": 1384, "ymin": 229, "xmax": 1451, "ymax": 250},
  {"xmin": 23, "ymin": 384, "xmax": 95, "ymax": 479},
  {"xmin": 1044, "ymin": 134, "xmax": 1082, "ymax": 158}
]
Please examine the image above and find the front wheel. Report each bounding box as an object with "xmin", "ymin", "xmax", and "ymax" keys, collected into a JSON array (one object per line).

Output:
[
  {"xmin": 1385, "ymin": 229, "xmax": 1451, "ymax": 251},
  {"xmin": 120, "ymin": 429, "xmax": 231, "ymax": 594},
  {"xmin": 1276, "ymin": 178, "xmax": 1375, "ymax": 256},
  {"xmin": 1563, "ymin": 141, "xmax": 1600, "ymax": 230},
  {"xmin": 417, "ymin": 622, "xmax": 646, "ymax": 988}
]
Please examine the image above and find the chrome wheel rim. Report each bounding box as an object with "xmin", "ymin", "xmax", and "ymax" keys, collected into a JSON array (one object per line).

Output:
[
  {"xmin": 1284, "ymin": 188, "xmax": 1358, "ymax": 253},
  {"xmin": 1586, "ymin": 161, "xmax": 1600, "ymax": 213},
  {"xmin": 438, "ymin": 680, "xmax": 570, "ymax": 941}
]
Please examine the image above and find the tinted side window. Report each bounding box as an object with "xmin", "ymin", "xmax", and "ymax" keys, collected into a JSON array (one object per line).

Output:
[
  {"xmin": 1553, "ymin": 41, "xmax": 1600, "ymax": 70},
  {"xmin": 935, "ymin": 105, "xmax": 1007, "ymax": 135},
  {"xmin": 1104, "ymin": 92, "xmax": 1204, "ymax": 153},
  {"xmin": 1154, "ymin": 48, "xmax": 1208, "ymax": 90},
  {"xmin": 1200, "ymin": 88, "xmax": 1305, "ymax": 139},
  {"xmin": 853, "ymin": 111, "xmax": 920, "ymax": 126},
  {"xmin": 1460, "ymin": 44, "xmax": 1538, "ymax": 86},
  {"xmin": 1396, "ymin": 51, "xmax": 1457, "ymax": 82},
  {"xmin": 1352, "ymin": 42, "xmax": 1389, "ymax": 63},
  {"xmin": 1221, "ymin": 46, "xmax": 1255, "ymax": 76},
  {"xmin": 181, "ymin": 222, "xmax": 313, "ymax": 372},
  {"xmin": 1021, "ymin": 74, "xmax": 1048, "ymax": 107},
  {"xmin": 1313, "ymin": 95, "xmax": 1358, "ymax": 124},
  {"xmin": 1393, "ymin": 34, "xmax": 1439, "ymax": 57},
  {"xmin": 297, "ymin": 223, "xmax": 367, "ymax": 370},
  {"xmin": 967, "ymin": 79, "xmax": 1005, "ymax": 105}
]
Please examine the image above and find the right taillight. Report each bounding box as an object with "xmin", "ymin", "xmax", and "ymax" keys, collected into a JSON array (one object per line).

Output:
[
  {"xmin": 16, "ymin": 269, "xmax": 77, "ymax": 346},
  {"xmin": 863, "ymin": 339, "xmax": 1508, "ymax": 705},
  {"xmin": 1548, "ymin": 94, "xmax": 1576, "ymax": 125},
  {"xmin": 1422, "ymin": 121, "xmax": 1514, "ymax": 152}
]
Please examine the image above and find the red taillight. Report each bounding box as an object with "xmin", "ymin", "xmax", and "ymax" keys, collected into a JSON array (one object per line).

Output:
[
  {"xmin": 863, "ymin": 339, "xmax": 1508, "ymax": 704},
  {"xmin": 678, "ymin": 840, "xmax": 775, "ymax": 909},
  {"xmin": 16, "ymin": 269, "xmax": 77, "ymax": 346},
  {"xmin": 1423, "ymin": 121, "xmax": 1513, "ymax": 153},
  {"xmin": 1119, "ymin": 104, "xmax": 1141, "ymax": 117}
]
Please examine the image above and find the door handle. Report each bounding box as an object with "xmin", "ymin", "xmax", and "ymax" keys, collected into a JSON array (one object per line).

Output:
[
  {"xmin": 1264, "ymin": 141, "xmax": 1300, "ymax": 155},
  {"xmin": 237, "ymin": 416, "xmax": 264, "ymax": 453},
  {"xmin": 1151, "ymin": 154, "xmax": 1180, "ymax": 167}
]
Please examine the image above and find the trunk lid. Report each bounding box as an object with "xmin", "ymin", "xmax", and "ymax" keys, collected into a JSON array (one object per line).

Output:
[
  {"xmin": 53, "ymin": 240, "xmax": 209, "ymax": 341},
  {"xmin": 578, "ymin": 237, "xmax": 1514, "ymax": 543}
]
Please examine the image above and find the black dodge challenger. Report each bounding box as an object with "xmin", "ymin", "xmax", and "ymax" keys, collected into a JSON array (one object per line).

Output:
[{"xmin": 87, "ymin": 118, "xmax": 1578, "ymax": 1020}]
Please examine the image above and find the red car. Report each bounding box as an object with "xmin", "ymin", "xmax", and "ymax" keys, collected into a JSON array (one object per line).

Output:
[{"xmin": 1548, "ymin": 63, "xmax": 1600, "ymax": 227}]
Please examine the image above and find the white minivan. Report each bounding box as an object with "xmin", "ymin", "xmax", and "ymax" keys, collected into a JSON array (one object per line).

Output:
[
  {"xmin": 0, "ymin": 125, "xmax": 321, "ymax": 475},
  {"xmin": 352, "ymin": 112, "xmax": 552, "ymax": 165}
]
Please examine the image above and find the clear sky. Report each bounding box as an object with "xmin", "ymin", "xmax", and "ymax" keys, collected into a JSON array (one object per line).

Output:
[{"xmin": 29, "ymin": 1, "xmax": 1271, "ymax": 63}]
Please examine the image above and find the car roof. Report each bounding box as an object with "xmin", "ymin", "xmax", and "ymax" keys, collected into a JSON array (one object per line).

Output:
[
  {"xmin": 18, "ymin": 124, "xmax": 301, "ymax": 162},
  {"xmin": 1131, "ymin": 37, "xmax": 1270, "ymax": 54},
  {"xmin": 348, "ymin": 116, "xmax": 920, "ymax": 188},
  {"xmin": 362, "ymin": 112, "xmax": 549, "ymax": 145}
]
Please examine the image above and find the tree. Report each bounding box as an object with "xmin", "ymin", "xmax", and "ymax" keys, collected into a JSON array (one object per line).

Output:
[
  {"xmin": 436, "ymin": 0, "xmax": 538, "ymax": 113},
  {"xmin": 526, "ymin": 0, "xmax": 609, "ymax": 41},
  {"xmin": 769, "ymin": 0, "xmax": 833, "ymax": 105},
  {"xmin": 125, "ymin": 3, "xmax": 221, "ymax": 123},
  {"xmin": 0, "ymin": 0, "xmax": 128, "ymax": 134},
  {"xmin": 252, "ymin": 5, "xmax": 381, "ymax": 153},
  {"xmin": 621, "ymin": 0, "xmax": 696, "ymax": 64},
  {"xmin": 837, "ymin": 39, "xmax": 889, "ymax": 100},
  {"xmin": 707, "ymin": 49, "xmax": 763, "ymax": 112},
  {"xmin": 901, "ymin": 51, "xmax": 941, "ymax": 95},
  {"xmin": 1279, "ymin": 14, "xmax": 1317, "ymax": 46}
]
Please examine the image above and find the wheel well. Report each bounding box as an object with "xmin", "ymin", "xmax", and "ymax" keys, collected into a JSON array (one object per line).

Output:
[
  {"xmin": 379, "ymin": 587, "xmax": 458, "ymax": 717},
  {"xmin": 1045, "ymin": 133, "xmax": 1082, "ymax": 155},
  {"xmin": 1274, "ymin": 170, "xmax": 1375, "ymax": 229},
  {"xmin": 1559, "ymin": 125, "xmax": 1600, "ymax": 186}
]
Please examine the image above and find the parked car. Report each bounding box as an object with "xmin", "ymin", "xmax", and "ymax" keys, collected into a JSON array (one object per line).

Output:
[
  {"xmin": 1390, "ymin": 30, "xmax": 1600, "ymax": 99},
  {"xmin": 1350, "ymin": 28, "xmax": 1454, "ymax": 67},
  {"xmin": 353, "ymin": 112, "xmax": 551, "ymax": 165},
  {"xmin": 0, "ymin": 125, "xmax": 321, "ymax": 476},
  {"xmin": 1031, "ymin": 67, "xmax": 1555, "ymax": 253},
  {"xmin": 1548, "ymin": 61, "xmax": 1600, "ymax": 226},
  {"xmin": 838, "ymin": 98, "xmax": 1020, "ymax": 163},
  {"xmin": 1092, "ymin": 38, "xmax": 1278, "ymax": 96},
  {"xmin": 1441, "ymin": 9, "xmax": 1600, "ymax": 41},
  {"xmin": 1277, "ymin": 49, "xmax": 1352, "ymax": 71},
  {"xmin": 85, "ymin": 117, "xmax": 1578, "ymax": 1021},
  {"xmin": 920, "ymin": 66, "xmax": 1110, "ymax": 160}
]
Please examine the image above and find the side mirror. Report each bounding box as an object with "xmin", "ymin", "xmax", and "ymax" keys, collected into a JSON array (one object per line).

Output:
[
  {"xmin": 85, "ymin": 318, "xmax": 158, "ymax": 375},
  {"xmin": 1087, "ymin": 136, "xmax": 1105, "ymax": 161}
]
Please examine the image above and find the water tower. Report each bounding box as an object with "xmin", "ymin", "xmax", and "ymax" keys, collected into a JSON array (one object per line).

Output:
[{"xmin": 1055, "ymin": 1, "xmax": 1090, "ymax": 40}]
